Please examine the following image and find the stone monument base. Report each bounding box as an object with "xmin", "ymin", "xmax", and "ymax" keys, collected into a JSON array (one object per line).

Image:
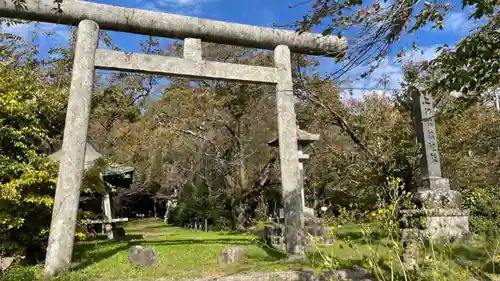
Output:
[
  {"xmin": 400, "ymin": 208, "xmax": 471, "ymax": 243},
  {"xmin": 264, "ymin": 222, "xmax": 335, "ymax": 251}
]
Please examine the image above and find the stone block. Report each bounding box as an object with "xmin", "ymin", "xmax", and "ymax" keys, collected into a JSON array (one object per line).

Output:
[
  {"xmin": 113, "ymin": 226, "xmax": 126, "ymax": 241},
  {"xmin": 0, "ymin": 256, "xmax": 14, "ymax": 271},
  {"xmin": 1, "ymin": 256, "xmax": 15, "ymax": 278},
  {"xmin": 421, "ymin": 177, "xmax": 450, "ymax": 190},
  {"xmin": 413, "ymin": 188, "xmax": 462, "ymax": 209},
  {"xmin": 158, "ymin": 269, "xmax": 374, "ymax": 281},
  {"xmin": 427, "ymin": 213, "xmax": 471, "ymax": 242},
  {"xmin": 401, "ymin": 208, "xmax": 471, "ymax": 243},
  {"xmin": 128, "ymin": 246, "xmax": 157, "ymax": 266},
  {"xmin": 218, "ymin": 248, "xmax": 247, "ymax": 265}
]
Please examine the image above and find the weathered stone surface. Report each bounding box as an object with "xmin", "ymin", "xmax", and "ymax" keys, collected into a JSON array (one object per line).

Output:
[
  {"xmin": 158, "ymin": 269, "xmax": 373, "ymax": 281},
  {"xmin": 0, "ymin": 0, "xmax": 347, "ymax": 56},
  {"xmin": 268, "ymin": 129, "xmax": 320, "ymax": 147},
  {"xmin": 218, "ymin": 248, "xmax": 247, "ymax": 265},
  {"xmin": 94, "ymin": 50, "xmax": 278, "ymax": 84},
  {"xmin": 128, "ymin": 246, "xmax": 157, "ymax": 266},
  {"xmin": 44, "ymin": 19, "xmax": 100, "ymax": 278},
  {"xmin": 264, "ymin": 223, "xmax": 335, "ymax": 249},
  {"xmin": 412, "ymin": 89, "xmax": 443, "ymax": 179},
  {"xmin": 183, "ymin": 38, "xmax": 202, "ymax": 61},
  {"xmin": 427, "ymin": 215, "xmax": 471, "ymax": 242},
  {"xmin": 404, "ymin": 88, "xmax": 470, "ymax": 243},
  {"xmin": 0, "ymin": 256, "xmax": 15, "ymax": 275},
  {"xmin": 413, "ymin": 188, "xmax": 462, "ymax": 209},
  {"xmin": 264, "ymin": 224, "xmax": 286, "ymax": 250},
  {"xmin": 274, "ymin": 45, "xmax": 302, "ymax": 257}
]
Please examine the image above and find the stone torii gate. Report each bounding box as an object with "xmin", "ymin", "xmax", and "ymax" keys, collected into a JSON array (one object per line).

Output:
[{"xmin": 0, "ymin": 0, "xmax": 347, "ymax": 277}]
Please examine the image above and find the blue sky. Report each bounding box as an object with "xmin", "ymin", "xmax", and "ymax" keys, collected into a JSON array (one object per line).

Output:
[{"xmin": 0, "ymin": 0, "xmax": 484, "ymax": 98}]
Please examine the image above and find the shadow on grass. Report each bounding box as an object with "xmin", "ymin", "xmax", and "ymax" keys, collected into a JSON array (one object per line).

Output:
[
  {"xmin": 334, "ymin": 229, "xmax": 387, "ymax": 242},
  {"xmin": 2, "ymin": 265, "xmax": 37, "ymax": 281},
  {"xmin": 256, "ymin": 241, "xmax": 287, "ymax": 261},
  {"xmin": 71, "ymin": 242, "xmax": 139, "ymax": 271},
  {"xmin": 451, "ymin": 244, "xmax": 500, "ymax": 273},
  {"xmin": 71, "ymin": 237, "xmax": 281, "ymax": 271},
  {"xmin": 83, "ymin": 234, "xmax": 145, "ymax": 242}
]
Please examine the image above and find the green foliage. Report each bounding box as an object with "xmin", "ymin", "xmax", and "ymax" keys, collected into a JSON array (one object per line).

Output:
[
  {"xmin": 81, "ymin": 157, "xmax": 111, "ymax": 196},
  {"xmin": 0, "ymin": 62, "xmax": 59, "ymax": 256},
  {"xmin": 422, "ymin": 16, "xmax": 499, "ymax": 98},
  {"xmin": 315, "ymin": 177, "xmax": 500, "ymax": 281},
  {"xmin": 462, "ymin": 186, "xmax": 500, "ymax": 237},
  {"xmin": 0, "ymin": 53, "xmax": 104, "ymax": 257}
]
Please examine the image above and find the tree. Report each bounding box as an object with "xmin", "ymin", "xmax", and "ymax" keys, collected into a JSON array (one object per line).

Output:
[
  {"xmin": 0, "ymin": 29, "xmax": 129, "ymax": 260},
  {"xmin": 292, "ymin": 0, "xmax": 497, "ymax": 85},
  {"xmin": 418, "ymin": 15, "xmax": 499, "ymax": 100},
  {"xmin": 0, "ymin": 57, "xmax": 60, "ymax": 259}
]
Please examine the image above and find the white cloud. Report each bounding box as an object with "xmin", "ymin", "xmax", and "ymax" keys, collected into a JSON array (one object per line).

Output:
[
  {"xmin": 444, "ymin": 12, "xmax": 472, "ymax": 34},
  {"xmin": 403, "ymin": 45, "xmax": 440, "ymax": 63},
  {"xmin": 441, "ymin": 11, "xmax": 486, "ymax": 35},
  {"xmin": 135, "ymin": 0, "xmax": 214, "ymax": 15},
  {"xmin": 334, "ymin": 45, "xmax": 443, "ymax": 99}
]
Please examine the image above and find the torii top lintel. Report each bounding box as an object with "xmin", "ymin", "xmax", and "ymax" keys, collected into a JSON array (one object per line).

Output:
[{"xmin": 0, "ymin": 0, "xmax": 347, "ymax": 57}]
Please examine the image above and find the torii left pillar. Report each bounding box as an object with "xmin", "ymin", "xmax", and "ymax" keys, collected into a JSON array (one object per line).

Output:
[{"xmin": 44, "ymin": 20, "xmax": 100, "ymax": 278}]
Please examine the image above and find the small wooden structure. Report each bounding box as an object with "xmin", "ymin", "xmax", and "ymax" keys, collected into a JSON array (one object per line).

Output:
[{"xmin": 48, "ymin": 142, "xmax": 133, "ymax": 240}]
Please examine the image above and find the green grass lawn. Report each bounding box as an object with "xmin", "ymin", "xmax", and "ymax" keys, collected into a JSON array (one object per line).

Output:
[
  {"xmin": 4, "ymin": 219, "xmax": 499, "ymax": 281},
  {"xmin": 5, "ymin": 219, "xmax": 313, "ymax": 281}
]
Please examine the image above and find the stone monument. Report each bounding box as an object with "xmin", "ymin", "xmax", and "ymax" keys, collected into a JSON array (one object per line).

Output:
[
  {"xmin": 402, "ymin": 88, "xmax": 470, "ymax": 246},
  {"xmin": 0, "ymin": 0, "xmax": 347, "ymax": 276}
]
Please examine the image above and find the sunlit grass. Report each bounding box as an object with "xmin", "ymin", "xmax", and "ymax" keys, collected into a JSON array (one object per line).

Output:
[{"xmin": 5, "ymin": 219, "xmax": 499, "ymax": 281}]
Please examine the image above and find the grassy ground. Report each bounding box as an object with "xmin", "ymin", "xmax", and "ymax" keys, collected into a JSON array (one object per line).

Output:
[
  {"xmin": 5, "ymin": 219, "xmax": 312, "ymax": 281},
  {"xmin": 4, "ymin": 219, "xmax": 499, "ymax": 281}
]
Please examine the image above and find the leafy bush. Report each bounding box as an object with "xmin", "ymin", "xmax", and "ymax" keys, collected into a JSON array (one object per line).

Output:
[
  {"xmin": 313, "ymin": 177, "xmax": 500, "ymax": 281},
  {"xmin": 0, "ymin": 64, "xmax": 60, "ymax": 257},
  {"xmin": 0, "ymin": 62, "xmax": 103, "ymax": 258},
  {"xmin": 462, "ymin": 186, "xmax": 500, "ymax": 237}
]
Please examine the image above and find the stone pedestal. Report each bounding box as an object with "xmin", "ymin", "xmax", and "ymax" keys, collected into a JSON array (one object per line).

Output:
[
  {"xmin": 264, "ymin": 221, "xmax": 335, "ymax": 251},
  {"xmin": 409, "ymin": 177, "xmax": 470, "ymax": 242},
  {"xmin": 401, "ymin": 207, "xmax": 470, "ymax": 242}
]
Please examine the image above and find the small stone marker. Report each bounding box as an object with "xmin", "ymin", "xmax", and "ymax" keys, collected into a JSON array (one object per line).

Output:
[
  {"xmin": 128, "ymin": 246, "xmax": 157, "ymax": 266},
  {"xmin": 218, "ymin": 248, "xmax": 247, "ymax": 265},
  {"xmin": 0, "ymin": 256, "xmax": 15, "ymax": 278},
  {"xmin": 114, "ymin": 226, "xmax": 126, "ymax": 241}
]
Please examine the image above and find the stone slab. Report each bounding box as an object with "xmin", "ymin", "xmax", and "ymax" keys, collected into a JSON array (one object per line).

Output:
[
  {"xmin": 413, "ymin": 188, "xmax": 462, "ymax": 209},
  {"xmin": 421, "ymin": 177, "xmax": 450, "ymax": 190},
  {"xmin": 158, "ymin": 269, "xmax": 373, "ymax": 281},
  {"xmin": 218, "ymin": 248, "xmax": 247, "ymax": 265},
  {"xmin": 427, "ymin": 215, "xmax": 471, "ymax": 242},
  {"xmin": 412, "ymin": 90, "xmax": 442, "ymax": 178},
  {"xmin": 94, "ymin": 49, "xmax": 278, "ymax": 84}
]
